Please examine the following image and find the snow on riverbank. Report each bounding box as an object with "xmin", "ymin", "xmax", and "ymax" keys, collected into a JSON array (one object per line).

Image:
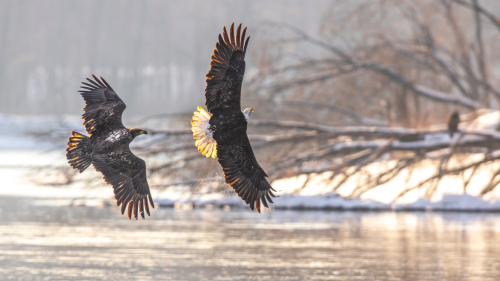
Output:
[
  {"xmin": 2, "ymin": 113, "xmax": 500, "ymax": 212},
  {"xmin": 152, "ymin": 174, "xmax": 500, "ymax": 212},
  {"xmin": 0, "ymin": 114, "xmax": 82, "ymax": 150},
  {"xmin": 4, "ymin": 148, "xmax": 500, "ymax": 212}
]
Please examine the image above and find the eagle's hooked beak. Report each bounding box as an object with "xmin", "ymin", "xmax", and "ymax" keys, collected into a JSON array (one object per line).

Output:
[{"xmin": 251, "ymin": 108, "xmax": 254, "ymax": 113}]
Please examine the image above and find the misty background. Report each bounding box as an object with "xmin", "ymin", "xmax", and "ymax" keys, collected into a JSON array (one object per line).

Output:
[{"xmin": 0, "ymin": 0, "xmax": 330, "ymax": 119}]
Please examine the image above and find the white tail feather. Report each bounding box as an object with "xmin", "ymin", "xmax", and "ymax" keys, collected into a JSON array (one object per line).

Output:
[{"xmin": 191, "ymin": 106, "xmax": 217, "ymax": 158}]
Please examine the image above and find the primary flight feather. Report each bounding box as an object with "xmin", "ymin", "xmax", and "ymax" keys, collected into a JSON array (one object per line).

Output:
[
  {"xmin": 192, "ymin": 23, "xmax": 278, "ymax": 213},
  {"xmin": 66, "ymin": 75, "xmax": 154, "ymax": 220}
]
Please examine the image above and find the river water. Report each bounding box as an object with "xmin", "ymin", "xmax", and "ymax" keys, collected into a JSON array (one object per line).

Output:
[{"xmin": 0, "ymin": 197, "xmax": 499, "ymax": 280}]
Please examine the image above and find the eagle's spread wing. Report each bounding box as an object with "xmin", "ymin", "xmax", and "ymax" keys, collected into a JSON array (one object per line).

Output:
[
  {"xmin": 217, "ymin": 136, "xmax": 277, "ymax": 213},
  {"xmin": 205, "ymin": 23, "xmax": 250, "ymax": 112},
  {"xmin": 78, "ymin": 75, "xmax": 126, "ymax": 135},
  {"xmin": 92, "ymin": 144, "xmax": 154, "ymax": 220}
]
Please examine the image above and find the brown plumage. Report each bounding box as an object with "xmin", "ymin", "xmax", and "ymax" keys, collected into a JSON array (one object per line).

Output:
[
  {"xmin": 448, "ymin": 111, "xmax": 460, "ymax": 138},
  {"xmin": 192, "ymin": 23, "xmax": 277, "ymax": 213},
  {"xmin": 66, "ymin": 75, "xmax": 154, "ymax": 220}
]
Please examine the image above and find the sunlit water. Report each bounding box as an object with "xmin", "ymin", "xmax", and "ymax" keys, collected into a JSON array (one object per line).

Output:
[{"xmin": 0, "ymin": 197, "xmax": 499, "ymax": 280}]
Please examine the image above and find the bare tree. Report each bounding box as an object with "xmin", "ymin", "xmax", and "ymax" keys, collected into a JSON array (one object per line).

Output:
[
  {"xmin": 240, "ymin": 0, "xmax": 500, "ymax": 199},
  {"xmin": 37, "ymin": 0, "xmax": 500, "ymax": 203}
]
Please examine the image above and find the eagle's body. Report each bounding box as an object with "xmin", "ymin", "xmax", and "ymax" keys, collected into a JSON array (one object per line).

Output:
[
  {"xmin": 448, "ymin": 111, "xmax": 460, "ymax": 138},
  {"xmin": 192, "ymin": 23, "xmax": 277, "ymax": 212},
  {"xmin": 210, "ymin": 108, "xmax": 247, "ymax": 145},
  {"xmin": 66, "ymin": 75, "xmax": 154, "ymax": 220}
]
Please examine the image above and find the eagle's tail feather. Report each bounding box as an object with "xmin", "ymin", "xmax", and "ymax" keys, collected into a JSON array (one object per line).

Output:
[
  {"xmin": 66, "ymin": 131, "xmax": 92, "ymax": 173},
  {"xmin": 191, "ymin": 106, "xmax": 217, "ymax": 158}
]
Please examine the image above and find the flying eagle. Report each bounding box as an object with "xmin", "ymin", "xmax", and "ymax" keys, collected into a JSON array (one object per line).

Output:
[
  {"xmin": 191, "ymin": 23, "xmax": 277, "ymax": 213},
  {"xmin": 447, "ymin": 111, "xmax": 460, "ymax": 138},
  {"xmin": 66, "ymin": 75, "xmax": 154, "ymax": 220}
]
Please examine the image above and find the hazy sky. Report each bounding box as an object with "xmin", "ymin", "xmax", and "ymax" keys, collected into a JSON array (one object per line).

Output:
[{"xmin": 0, "ymin": 0, "xmax": 331, "ymax": 118}]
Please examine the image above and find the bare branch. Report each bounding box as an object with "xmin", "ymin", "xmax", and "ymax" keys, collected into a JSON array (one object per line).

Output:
[
  {"xmin": 395, "ymin": 154, "xmax": 500, "ymax": 201},
  {"xmin": 413, "ymin": 85, "xmax": 482, "ymax": 109},
  {"xmin": 472, "ymin": 0, "xmax": 489, "ymax": 103},
  {"xmin": 281, "ymin": 100, "xmax": 388, "ymax": 126},
  {"xmin": 452, "ymin": 0, "xmax": 500, "ymax": 31}
]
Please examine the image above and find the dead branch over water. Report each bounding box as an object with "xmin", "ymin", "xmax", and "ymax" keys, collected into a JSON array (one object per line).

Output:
[{"xmin": 38, "ymin": 0, "xmax": 500, "ymax": 202}]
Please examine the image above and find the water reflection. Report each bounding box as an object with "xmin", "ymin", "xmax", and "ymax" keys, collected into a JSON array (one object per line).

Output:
[{"xmin": 0, "ymin": 197, "xmax": 499, "ymax": 280}]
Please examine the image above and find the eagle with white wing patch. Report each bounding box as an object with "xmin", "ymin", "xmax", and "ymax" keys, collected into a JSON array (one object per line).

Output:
[{"xmin": 191, "ymin": 23, "xmax": 278, "ymax": 213}]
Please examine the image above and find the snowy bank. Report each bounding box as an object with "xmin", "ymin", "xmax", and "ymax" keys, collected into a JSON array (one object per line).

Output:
[
  {"xmin": 3, "ymin": 112, "xmax": 500, "ymax": 212},
  {"xmin": 3, "ymin": 148, "xmax": 500, "ymax": 212}
]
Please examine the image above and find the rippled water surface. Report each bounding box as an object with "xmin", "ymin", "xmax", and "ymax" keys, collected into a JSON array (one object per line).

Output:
[{"xmin": 0, "ymin": 197, "xmax": 499, "ymax": 280}]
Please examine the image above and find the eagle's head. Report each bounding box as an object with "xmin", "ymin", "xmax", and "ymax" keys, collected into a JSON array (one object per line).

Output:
[
  {"xmin": 242, "ymin": 108, "xmax": 254, "ymax": 122},
  {"xmin": 130, "ymin": 128, "xmax": 148, "ymax": 139}
]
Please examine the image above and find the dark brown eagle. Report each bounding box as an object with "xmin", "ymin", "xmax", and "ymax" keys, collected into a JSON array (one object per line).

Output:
[
  {"xmin": 191, "ymin": 23, "xmax": 277, "ymax": 213},
  {"xmin": 447, "ymin": 111, "xmax": 460, "ymax": 138},
  {"xmin": 66, "ymin": 75, "xmax": 154, "ymax": 220}
]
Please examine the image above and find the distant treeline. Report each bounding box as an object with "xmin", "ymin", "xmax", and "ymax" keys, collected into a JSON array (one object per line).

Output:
[{"xmin": 0, "ymin": 0, "xmax": 327, "ymax": 118}]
